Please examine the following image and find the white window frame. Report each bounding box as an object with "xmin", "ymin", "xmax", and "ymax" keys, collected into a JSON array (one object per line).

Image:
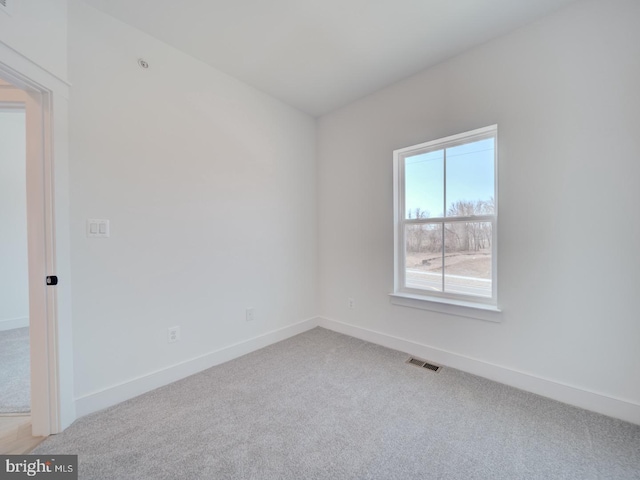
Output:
[{"xmin": 391, "ymin": 125, "xmax": 500, "ymax": 316}]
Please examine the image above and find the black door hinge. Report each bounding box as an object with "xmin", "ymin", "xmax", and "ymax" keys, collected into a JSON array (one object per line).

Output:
[{"xmin": 46, "ymin": 276, "xmax": 58, "ymax": 286}]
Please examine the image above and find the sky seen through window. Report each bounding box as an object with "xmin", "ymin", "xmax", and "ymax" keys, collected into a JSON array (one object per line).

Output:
[{"xmin": 404, "ymin": 137, "xmax": 494, "ymax": 218}]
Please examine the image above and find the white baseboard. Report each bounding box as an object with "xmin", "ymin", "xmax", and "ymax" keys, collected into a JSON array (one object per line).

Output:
[
  {"xmin": 73, "ymin": 315, "xmax": 640, "ymax": 426},
  {"xmin": 0, "ymin": 317, "xmax": 29, "ymax": 331},
  {"xmin": 75, "ymin": 318, "xmax": 319, "ymax": 418},
  {"xmin": 318, "ymin": 317, "xmax": 640, "ymax": 426}
]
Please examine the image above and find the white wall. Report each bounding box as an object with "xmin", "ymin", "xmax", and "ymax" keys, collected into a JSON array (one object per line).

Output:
[
  {"xmin": 318, "ymin": 0, "xmax": 640, "ymax": 420},
  {"xmin": 0, "ymin": 0, "xmax": 67, "ymax": 81},
  {"xmin": 0, "ymin": 107, "xmax": 29, "ymax": 330},
  {"xmin": 68, "ymin": 2, "xmax": 317, "ymax": 409}
]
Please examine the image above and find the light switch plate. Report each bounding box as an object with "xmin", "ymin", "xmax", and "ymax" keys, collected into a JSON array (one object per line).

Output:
[{"xmin": 87, "ymin": 219, "xmax": 110, "ymax": 238}]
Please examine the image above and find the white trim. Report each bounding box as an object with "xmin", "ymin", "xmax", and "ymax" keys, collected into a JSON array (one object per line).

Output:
[
  {"xmin": 0, "ymin": 41, "xmax": 75, "ymax": 435},
  {"xmin": 394, "ymin": 125, "xmax": 497, "ymax": 156},
  {"xmin": 0, "ymin": 41, "xmax": 71, "ymax": 93},
  {"xmin": 389, "ymin": 293, "xmax": 501, "ymax": 322},
  {"xmin": 0, "ymin": 317, "xmax": 29, "ymax": 331},
  {"xmin": 75, "ymin": 318, "xmax": 320, "ymax": 418},
  {"xmin": 317, "ymin": 317, "xmax": 640, "ymax": 426},
  {"xmin": 393, "ymin": 125, "xmax": 498, "ymax": 308}
]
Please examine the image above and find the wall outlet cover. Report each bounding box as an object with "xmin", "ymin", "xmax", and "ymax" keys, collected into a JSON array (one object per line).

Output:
[{"xmin": 168, "ymin": 326, "xmax": 180, "ymax": 343}]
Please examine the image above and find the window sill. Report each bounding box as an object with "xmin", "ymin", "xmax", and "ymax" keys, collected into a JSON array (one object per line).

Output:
[{"xmin": 389, "ymin": 292, "xmax": 502, "ymax": 323}]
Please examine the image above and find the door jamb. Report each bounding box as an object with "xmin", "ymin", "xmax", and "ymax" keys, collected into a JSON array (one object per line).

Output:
[{"xmin": 0, "ymin": 53, "xmax": 74, "ymax": 435}]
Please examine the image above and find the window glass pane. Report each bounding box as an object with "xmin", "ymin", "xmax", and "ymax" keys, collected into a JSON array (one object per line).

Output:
[
  {"xmin": 404, "ymin": 150, "xmax": 444, "ymax": 219},
  {"xmin": 443, "ymin": 222, "xmax": 492, "ymax": 297},
  {"xmin": 445, "ymin": 138, "xmax": 495, "ymax": 217},
  {"xmin": 405, "ymin": 224, "xmax": 443, "ymax": 292}
]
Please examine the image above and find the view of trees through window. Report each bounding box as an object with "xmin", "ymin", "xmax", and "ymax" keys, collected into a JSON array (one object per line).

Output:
[{"xmin": 402, "ymin": 135, "xmax": 495, "ymax": 298}]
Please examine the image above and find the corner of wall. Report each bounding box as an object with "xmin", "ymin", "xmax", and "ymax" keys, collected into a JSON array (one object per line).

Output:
[{"xmin": 317, "ymin": 317, "xmax": 640, "ymax": 426}]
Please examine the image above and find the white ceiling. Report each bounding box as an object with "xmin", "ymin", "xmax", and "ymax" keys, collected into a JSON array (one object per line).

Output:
[{"xmin": 81, "ymin": 0, "xmax": 580, "ymax": 116}]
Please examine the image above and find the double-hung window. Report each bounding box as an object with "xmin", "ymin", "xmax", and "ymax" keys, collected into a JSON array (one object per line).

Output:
[{"xmin": 393, "ymin": 125, "xmax": 498, "ymax": 310}]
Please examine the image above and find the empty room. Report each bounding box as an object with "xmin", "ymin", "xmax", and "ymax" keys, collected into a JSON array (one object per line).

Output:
[{"xmin": 0, "ymin": 0, "xmax": 639, "ymax": 478}]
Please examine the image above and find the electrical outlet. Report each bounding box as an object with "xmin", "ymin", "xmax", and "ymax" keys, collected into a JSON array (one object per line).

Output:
[
  {"xmin": 246, "ymin": 308, "xmax": 255, "ymax": 322},
  {"xmin": 168, "ymin": 326, "xmax": 180, "ymax": 343},
  {"xmin": 348, "ymin": 298, "xmax": 355, "ymax": 309}
]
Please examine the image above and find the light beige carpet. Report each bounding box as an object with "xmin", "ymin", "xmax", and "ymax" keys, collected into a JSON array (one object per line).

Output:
[
  {"xmin": 0, "ymin": 327, "xmax": 30, "ymax": 414},
  {"xmin": 34, "ymin": 328, "xmax": 640, "ymax": 479}
]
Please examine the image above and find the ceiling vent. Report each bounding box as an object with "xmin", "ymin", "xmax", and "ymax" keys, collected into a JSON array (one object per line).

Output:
[
  {"xmin": 406, "ymin": 357, "xmax": 441, "ymax": 372},
  {"xmin": 0, "ymin": 0, "xmax": 14, "ymax": 16}
]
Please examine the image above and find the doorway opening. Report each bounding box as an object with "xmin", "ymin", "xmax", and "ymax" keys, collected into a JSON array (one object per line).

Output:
[
  {"xmin": 0, "ymin": 55, "xmax": 70, "ymax": 442},
  {"xmin": 0, "ymin": 95, "xmax": 30, "ymax": 417}
]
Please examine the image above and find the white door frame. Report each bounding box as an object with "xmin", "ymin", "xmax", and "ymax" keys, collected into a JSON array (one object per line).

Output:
[
  {"xmin": 0, "ymin": 87, "xmax": 54, "ymax": 432},
  {"xmin": 0, "ymin": 45, "xmax": 75, "ymax": 435}
]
